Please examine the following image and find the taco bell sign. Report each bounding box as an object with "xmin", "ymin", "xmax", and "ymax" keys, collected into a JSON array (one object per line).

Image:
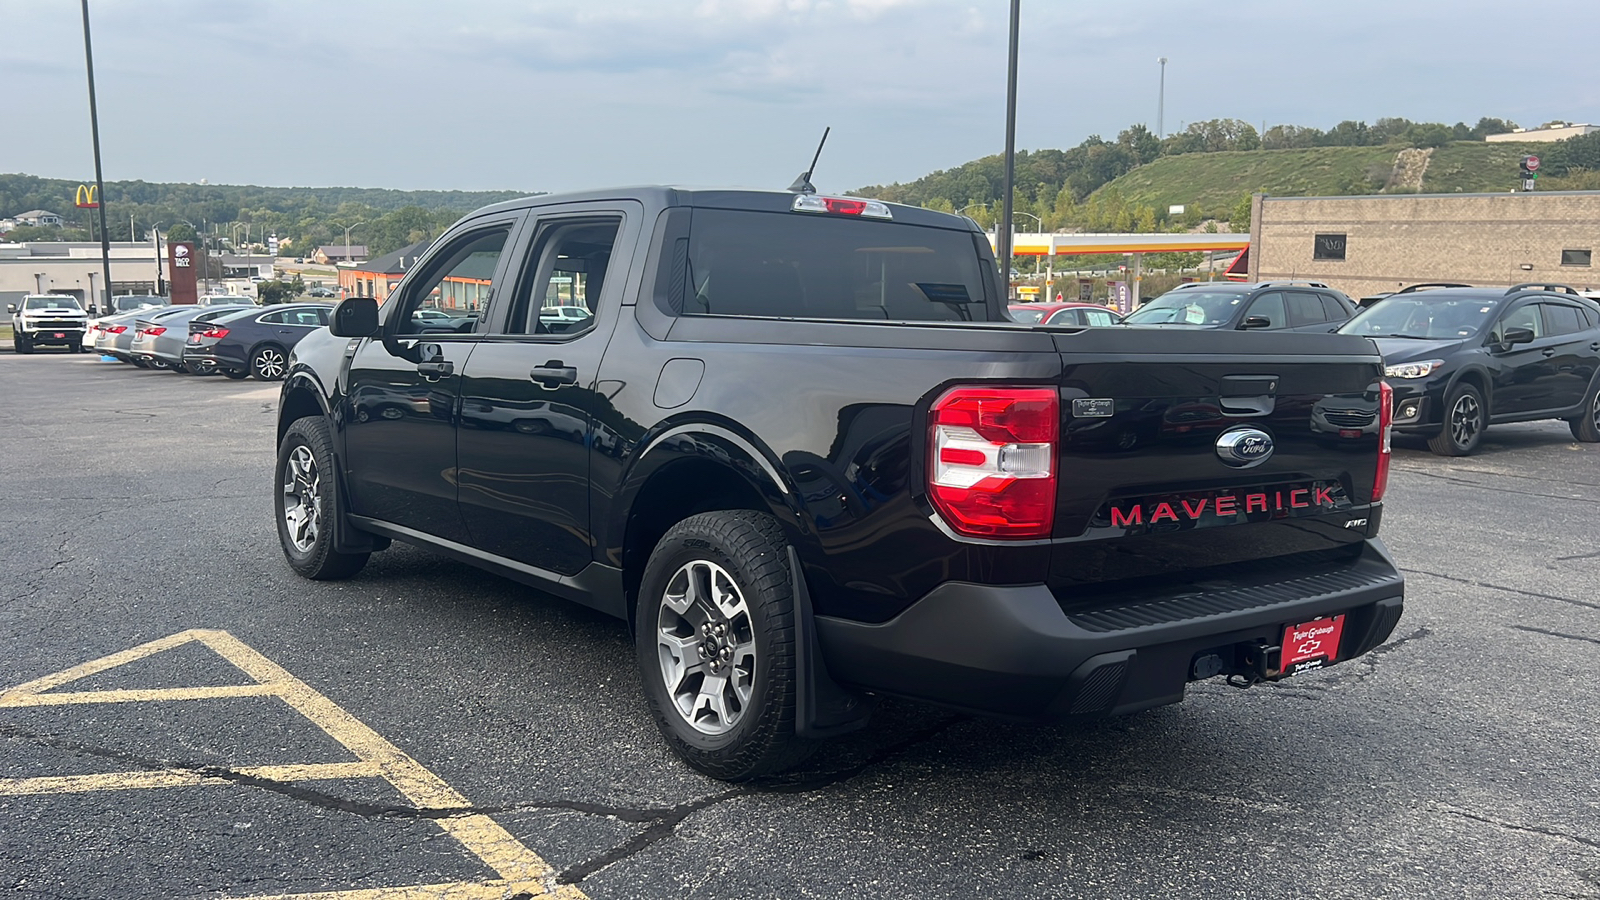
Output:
[{"xmin": 168, "ymin": 242, "xmax": 198, "ymax": 304}]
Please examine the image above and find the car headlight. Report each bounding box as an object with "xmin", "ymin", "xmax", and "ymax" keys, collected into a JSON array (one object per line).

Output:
[{"xmin": 1384, "ymin": 360, "xmax": 1444, "ymax": 379}]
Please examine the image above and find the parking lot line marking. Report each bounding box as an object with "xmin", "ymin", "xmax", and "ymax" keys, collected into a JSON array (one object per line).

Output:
[
  {"xmin": 0, "ymin": 684, "xmax": 278, "ymax": 707},
  {"xmin": 0, "ymin": 629, "xmax": 591, "ymax": 900},
  {"xmin": 0, "ymin": 761, "xmax": 381, "ymax": 796}
]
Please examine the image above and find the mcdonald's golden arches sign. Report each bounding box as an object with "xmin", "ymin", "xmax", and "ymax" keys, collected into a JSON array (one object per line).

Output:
[{"xmin": 74, "ymin": 184, "xmax": 99, "ymax": 209}]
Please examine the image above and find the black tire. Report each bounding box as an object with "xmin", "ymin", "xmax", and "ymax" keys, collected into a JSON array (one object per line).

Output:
[
  {"xmin": 251, "ymin": 345, "xmax": 288, "ymax": 381},
  {"xmin": 635, "ymin": 510, "xmax": 816, "ymax": 781},
  {"xmin": 220, "ymin": 367, "xmax": 248, "ymax": 380},
  {"xmin": 1428, "ymin": 382, "xmax": 1486, "ymax": 456},
  {"xmin": 275, "ymin": 417, "xmax": 371, "ymax": 580},
  {"xmin": 70, "ymin": 342, "xmax": 83, "ymax": 354},
  {"xmin": 1570, "ymin": 377, "xmax": 1600, "ymax": 443},
  {"xmin": 14, "ymin": 334, "xmax": 32, "ymax": 354}
]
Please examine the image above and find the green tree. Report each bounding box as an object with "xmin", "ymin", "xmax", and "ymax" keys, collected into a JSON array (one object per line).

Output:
[
  {"xmin": 165, "ymin": 222, "xmax": 196, "ymax": 243},
  {"xmin": 256, "ymin": 280, "xmax": 294, "ymax": 305},
  {"xmin": 1229, "ymin": 192, "xmax": 1254, "ymax": 227}
]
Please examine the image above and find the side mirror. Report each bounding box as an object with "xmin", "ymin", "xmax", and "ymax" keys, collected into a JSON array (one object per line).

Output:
[
  {"xmin": 1241, "ymin": 315, "xmax": 1272, "ymax": 329},
  {"xmin": 1500, "ymin": 326, "xmax": 1536, "ymax": 347},
  {"xmin": 5, "ymin": 304, "xmax": 14, "ymax": 314},
  {"xmin": 329, "ymin": 297, "xmax": 379, "ymax": 337}
]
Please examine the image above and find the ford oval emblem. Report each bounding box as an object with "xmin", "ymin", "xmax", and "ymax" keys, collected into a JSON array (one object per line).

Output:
[{"xmin": 1215, "ymin": 427, "xmax": 1274, "ymax": 468}]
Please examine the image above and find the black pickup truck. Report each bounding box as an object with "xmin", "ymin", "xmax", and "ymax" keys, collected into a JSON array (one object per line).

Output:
[{"xmin": 275, "ymin": 187, "xmax": 1404, "ymax": 780}]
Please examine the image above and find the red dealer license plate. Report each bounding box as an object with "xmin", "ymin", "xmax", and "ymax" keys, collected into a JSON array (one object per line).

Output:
[
  {"xmin": 53, "ymin": 333, "xmax": 65, "ymax": 338},
  {"xmin": 1280, "ymin": 615, "xmax": 1345, "ymax": 676}
]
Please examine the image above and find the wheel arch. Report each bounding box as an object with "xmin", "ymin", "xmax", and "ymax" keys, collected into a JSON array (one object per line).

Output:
[
  {"xmin": 611, "ymin": 424, "xmax": 809, "ymax": 627},
  {"xmin": 277, "ymin": 373, "xmax": 332, "ymax": 445}
]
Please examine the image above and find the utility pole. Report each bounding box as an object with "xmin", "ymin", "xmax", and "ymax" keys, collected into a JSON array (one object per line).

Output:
[
  {"xmin": 998, "ymin": 0, "xmax": 1021, "ymax": 294},
  {"xmin": 80, "ymin": 0, "xmax": 113, "ymax": 309},
  {"xmin": 1157, "ymin": 57, "xmax": 1168, "ymax": 139}
]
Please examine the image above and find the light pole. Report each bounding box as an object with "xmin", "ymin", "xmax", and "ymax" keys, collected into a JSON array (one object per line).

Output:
[
  {"xmin": 150, "ymin": 221, "xmax": 163, "ymax": 295},
  {"xmin": 998, "ymin": 0, "xmax": 1021, "ymax": 294},
  {"xmin": 80, "ymin": 0, "xmax": 113, "ymax": 312},
  {"xmin": 1014, "ymin": 212, "xmax": 1046, "ymax": 288},
  {"xmin": 1157, "ymin": 57, "xmax": 1168, "ymax": 139},
  {"xmin": 331, "ymin": 221, "xmax": 364, "ymax": 263}
]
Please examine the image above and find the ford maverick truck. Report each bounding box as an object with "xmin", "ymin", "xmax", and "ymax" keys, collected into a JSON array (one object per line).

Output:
[{"xmin": 275, "ymin": 187, "xmax": 1404, "ymax": 780}]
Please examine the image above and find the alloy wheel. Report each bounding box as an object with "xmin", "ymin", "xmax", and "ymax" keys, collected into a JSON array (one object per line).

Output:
[
  {"xmin": 281, "ymin": 446, "xmax": 320, "ymax": 553},
  {"xmin": 655, "ymin": 559, "xmax": 757, "ymax": 736},
  {"xmin": 255, "ymin": 348, "xmax": 286, "ymax": 379},
  {"xmin": 1450, "ymin": 393, "xmax": 1482, "ymax": 448}
]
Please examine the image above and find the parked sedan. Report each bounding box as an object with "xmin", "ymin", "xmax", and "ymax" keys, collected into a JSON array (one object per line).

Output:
[
  {"xmin": 94, "ymin": 308, "xmax": 179, "ymax": 364},
  {"xmin": 130, "ymin": 304, "xmax": 254, "ymax": 372},
  {"xmin": 1339, "ymin": 283, "xmax": 1600, "ymax": 455},
  {"xmin": 183, "ymin": 303, "xmax": 331, "ymax": 381},
  {"xmin": 1008, "ymin": 302, "xmax": 1122, "ymax": 326}
]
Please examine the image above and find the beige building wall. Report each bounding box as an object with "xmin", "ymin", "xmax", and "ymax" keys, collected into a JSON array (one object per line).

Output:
[{"xmin": 1253, "ymin": 191, "xmax": 1600, "ymax": 297}]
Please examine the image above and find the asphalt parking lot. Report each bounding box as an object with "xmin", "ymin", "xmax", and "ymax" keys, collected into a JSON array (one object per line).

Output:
[{"xmin": 2, "ymin": 351, "xmax": 1598, "ymax": 900}]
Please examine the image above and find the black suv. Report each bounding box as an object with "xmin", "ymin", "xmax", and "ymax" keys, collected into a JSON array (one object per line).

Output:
[
  {"xmin": 1124, "ymin": 281, "xmax": 1357, "ymax": 332},
  {"xmin": 1339, "ymin": 283, "xmax": 1600, "ymax": 455}
]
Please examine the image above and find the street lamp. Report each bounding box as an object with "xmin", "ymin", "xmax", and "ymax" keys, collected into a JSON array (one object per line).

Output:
[
  {"xmin": 150, "ymin": 221, "xmax": 164, "ymax": 296},
  {"xmin": 331, "ymin": 221, "xmax": 364, "ymax": 263},
  {"xmin": 1157, "ymin": 57, "xmax": 1168, "ymax": 139},
  {"xmin": 1015, "ymin": 211, "xmax": 1043, "ymax": 231}
]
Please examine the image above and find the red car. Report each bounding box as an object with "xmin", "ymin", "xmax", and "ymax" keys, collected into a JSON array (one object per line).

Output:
[{"xmin": 1008, "ymin": 302, "xmax": 1123, "ymax": 326}]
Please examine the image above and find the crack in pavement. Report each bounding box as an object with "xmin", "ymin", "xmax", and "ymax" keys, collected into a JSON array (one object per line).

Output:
[
  {"xmin": 0, "ymin": 714, "xmax": 968, "ymax": 887},
  {"xmin": 1438, "ymin": 806, "xmax": 1600, "ymax": 851},
  {"xmin": 1400, "ymin": 467, "xmax": 1600, "ymax": 502},
  {"xmin": 1401, "ymin": 567, "xmax": 1600, "ymax": 612},
  {"xmin": 1509, "ymin": 624, "xmax": 1600, "ymax": 648}
]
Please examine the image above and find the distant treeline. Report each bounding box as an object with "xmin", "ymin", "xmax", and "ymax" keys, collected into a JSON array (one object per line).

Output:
[{"xmin": 0, "ymin": 174, "xmax": 534, "ymax": 257}]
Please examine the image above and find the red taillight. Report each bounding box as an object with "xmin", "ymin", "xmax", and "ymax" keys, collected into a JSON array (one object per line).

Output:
[
  {"xmin": 927, "ymin": 386, "xmax": 1058, "ymax": 539},
  {"xmin": 1372, "ymin": 381, "xmax": 1393, "ymax": 501},
  {"xmin": 106, "ymin": 325, "xmax": 127, "ymax": 334},
  {"xmin": 145, "ymin": 326, "xmax": 166, "ymax": 337},
  {"xmin": 199, "ymin": 326, "xmax": 229, "ymax": 339}
]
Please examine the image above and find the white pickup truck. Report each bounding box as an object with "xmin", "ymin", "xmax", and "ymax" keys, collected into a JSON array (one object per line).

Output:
[{"xmin": 8, "ymin": 294, "xmax": 89, "ymax": 354}]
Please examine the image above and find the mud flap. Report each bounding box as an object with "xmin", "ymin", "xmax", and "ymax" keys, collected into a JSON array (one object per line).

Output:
[{"xmin": 789, "ymin": 547, "xmax": 876, "ymax": 739}]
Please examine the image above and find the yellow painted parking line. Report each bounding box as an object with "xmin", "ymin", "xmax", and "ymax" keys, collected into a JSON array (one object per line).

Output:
[
  {"xmin": 0, "ymin": 629, "xmax": 591, "ymax": 900},
  {"xmin": 0, "ymin": 684, "xmax": 278, "ymax": 706},
  {"xmin": 0, "ymin": 761, "xmax": 381, "ymax": 796}
]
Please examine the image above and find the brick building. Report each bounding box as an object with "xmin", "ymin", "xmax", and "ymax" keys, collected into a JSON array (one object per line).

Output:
[{"xmin": 1249, "ymin": 190, "xmax": 1600, "ymax": 298}]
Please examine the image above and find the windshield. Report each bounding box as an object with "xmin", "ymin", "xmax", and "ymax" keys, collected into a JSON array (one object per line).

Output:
[
  {"xmin": 1123, "ymin": 291, "xmax": 1245, "ymax": 326},
  {"xmin": 24, "ymin": 296, "xmax": 83, "ymax": 311},
  {"xmin": 1339, "ymin": 297, "xmax": 1498, "ymax": 339},
  {"xmin": 1008, "ymin": 306, "xmax": 1046, "ymax": 324},
  {"xmin": 114, "ymin": 297, "xmax": 161, "ymax": 311}
]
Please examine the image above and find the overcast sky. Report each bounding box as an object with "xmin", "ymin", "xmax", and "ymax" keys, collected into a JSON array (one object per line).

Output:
[{"xmin": 4, "ymin": 0, "xmax": 1598, "ymax": 196}]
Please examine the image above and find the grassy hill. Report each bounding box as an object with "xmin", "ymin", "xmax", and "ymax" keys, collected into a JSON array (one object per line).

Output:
[{"xmin": 1094, "ymin": 142, "xmax": 1549, "ymax": 214}]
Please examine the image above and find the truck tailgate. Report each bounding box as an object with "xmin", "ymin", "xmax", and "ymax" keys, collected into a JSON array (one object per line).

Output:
[{"xmin": 1048, "ymin": 328, "xmax": 1386, "ymax": 601}]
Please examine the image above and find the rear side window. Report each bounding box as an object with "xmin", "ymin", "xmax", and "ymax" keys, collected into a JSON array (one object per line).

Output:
[
  {"xmin": 684, "ymin": 209, "xmax": 996, "ymax": 322},
  {"xmin": 1543, "ymin": 303, "xmax": 1584, "ymax": 336},
  {"xmin": 1286, "ymin": 291, "xmax": 1326, "ymax": 326}
]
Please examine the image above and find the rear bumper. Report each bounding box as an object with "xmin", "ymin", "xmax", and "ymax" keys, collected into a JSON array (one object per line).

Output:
[{"xmin": 816, "ymin": 539, "xmax": 1403, "ymax": 721}]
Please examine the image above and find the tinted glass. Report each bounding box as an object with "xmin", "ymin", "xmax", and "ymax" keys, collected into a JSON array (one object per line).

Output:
[
  {"xmin": 1286, "ymin": 291, "xmax": 1326, "ymax": 326},
  {"xmin": 685, "ymin": 210, "xmax": 995, "ymax": 322},
  {"xmin": 1045, "ymin": 309, "xmax": 1084, "ymax": 326},
  {"xmin": 1494, "ymin": 303, "xmax": 1544, "ymax": 341},
  {"xmin": 1245, "ymin": 292, "xmax": 1288, "ymax": 328},
  {"xmin": 1123, "ymin": 290, "xmax": 1247, "ymax": 326},
  {"xmin": 505, "ymin": 219, "xmax": 620, "ymax": 336},
  {"xmin": 400, "ymin": 228, "xmax": 511, "ymax": 335},
  {"xmin": 1320, "ymin": 294, "xmax": 1350, "ymax": 321},
  {"xmin": 1543, "ymin": 303, "xmax": 1584, "ymax": 336},
  {"xmin": 1008, "ymin": 306, "xmax": 1046, "ymax": 324},
  {"xmin": 1342, "ymin": 297, "xmax": 1501, "ymax": 339}
]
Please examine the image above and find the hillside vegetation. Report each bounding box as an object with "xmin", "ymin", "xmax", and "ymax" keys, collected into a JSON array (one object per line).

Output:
[{"xmin": 1092, "ymin": 141, "xmax": 1551, "ymax": 212}]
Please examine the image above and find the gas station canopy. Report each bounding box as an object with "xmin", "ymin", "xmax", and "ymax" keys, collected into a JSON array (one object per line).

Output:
[{"xmin": 987, "ymin": 232, "xmax": 1250, "ymax": 256}]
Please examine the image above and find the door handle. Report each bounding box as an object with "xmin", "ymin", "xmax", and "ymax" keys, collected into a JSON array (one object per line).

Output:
[
  {"xmin": 530, "ymin": 361, "xmax": 578, "ymax": 388},
  {"xmin": 1589, "ymin": 342, "xmax": 1599, "ymax": 351},
  {"xmin": 1541, "ymin": 348, "xmax": 1556, "ymax": 357},
  {"xmin": 416, "ymin": 359, "xmax": 454, "ymax": 381}
]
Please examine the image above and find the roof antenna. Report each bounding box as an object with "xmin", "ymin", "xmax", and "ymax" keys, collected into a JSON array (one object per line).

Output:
[{"xmin": 787, "ymin": 126, "xmax": 831, "ymax": 193}]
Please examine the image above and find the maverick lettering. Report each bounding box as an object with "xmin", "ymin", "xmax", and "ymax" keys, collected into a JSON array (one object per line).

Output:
[{"xmin": 1110, "ymin": 486, "xmax": 1337, "ymax": 528}]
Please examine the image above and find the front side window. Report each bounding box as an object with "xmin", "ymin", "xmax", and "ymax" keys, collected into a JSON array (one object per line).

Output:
[
  {"xmin": 684, "ymin": 210, "xmax": 996, "ymax": 322},
  {"xmin": 504, "ymin": 218, "xmax": 621, "ymax": 336},
  {"xmin": 1245, "ymin": 292, "xmax": 1288, "ymax": 329},
  {"xmin": 397, "ymin": 227, "xmax": 511, "ymax": 335},
  {"xmin": 1493, "ymin": 303, "xmax": 1544, "ymax": 342}
]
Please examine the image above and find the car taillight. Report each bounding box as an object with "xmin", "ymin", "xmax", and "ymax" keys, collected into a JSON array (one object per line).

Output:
[
  {"xmin": 1372, "ymin": 381, "xmax": 1393, "ymax": 502},
  {"xmin": 106, "ymin": 325, "xmax": 127, "ymax": 334},
  {"xmin": 927, "ymin": 386, "xmax": 1058, "ymax": 539},
  {"xmin": 145, "ymin": 326, "xmax": 166, "ymax": 336},
  {"xmin": 200, "ymin": 327, "xmax": 229, "ymax": 339},
  {"xmin": 791, "ymin": 194, "xmax": 893, "ymax": 219}
]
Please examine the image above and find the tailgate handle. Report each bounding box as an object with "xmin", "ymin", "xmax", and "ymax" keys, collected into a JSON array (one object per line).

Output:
[{"xmin": 1219, "ymin": 375, "xmax": 1277, "ymax": 417}]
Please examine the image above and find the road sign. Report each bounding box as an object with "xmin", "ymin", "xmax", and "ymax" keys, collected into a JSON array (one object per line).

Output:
[{"xmin": 1523, "ymin": 155, "xmax": 1541, "ymax": 172}]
